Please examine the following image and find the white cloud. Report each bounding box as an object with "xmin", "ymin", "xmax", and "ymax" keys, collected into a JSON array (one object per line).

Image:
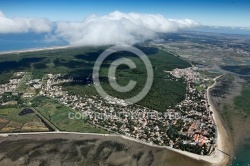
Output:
[
  {"xmin": 0, "ymin": 10, "xmax": 200, "ymax": 45},
  {"xmin": 56, "ymin": 11, "xmax": 200, "ymax": 46},
  {"xmin": 0, "ymin": 11, "xmax": 52, "ymax": 33}
]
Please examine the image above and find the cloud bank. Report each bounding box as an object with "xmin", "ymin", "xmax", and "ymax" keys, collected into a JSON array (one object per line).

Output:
[
  {"xmin": 0, "ymin": 11, "xmax": 52, "ymax": 33},
  {"xmin": 0, "ymin": 11, "xmax": 200, "ymax": 45}
]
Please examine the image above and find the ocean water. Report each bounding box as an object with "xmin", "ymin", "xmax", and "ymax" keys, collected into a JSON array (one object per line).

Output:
[
  {"xmin": 232, "ymin": 142, "xmax": 250, "ymax": 166},
  {"xmin": 0, "ymin": 33, "xmax": 67, "ymax": 53}
]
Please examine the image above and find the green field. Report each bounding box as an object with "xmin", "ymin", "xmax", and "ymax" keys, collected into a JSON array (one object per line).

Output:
[
  {"xmin": 33, "ymin": 96, "xmax": 108, "ymax": 133},
  {"xmin": 0, "ymin": 98, "xmax": 108, "ymax": 133},
  {"xmin": 0, "ymin": 107, "xmax": 49, "ymax": 132},
  {"xmin": 199, "ymin": 70, "xmax": 221, "ymax": 79},
  {"xmin": 0, "ymin": 107, "xmax": 35, "ymax": 124},
  {"xmin": 15, "ymin": 72, "xmax": 32, "ymax": 93}
]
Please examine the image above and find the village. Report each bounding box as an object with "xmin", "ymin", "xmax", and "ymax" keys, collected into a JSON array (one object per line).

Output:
[{"xmin": 0, "ymin": 67, "xmax": 217, "ymax": 155}]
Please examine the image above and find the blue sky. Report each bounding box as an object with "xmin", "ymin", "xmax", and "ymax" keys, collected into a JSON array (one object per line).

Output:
[{"xmin": 0, "ymin": 0, "xmax": 250, "ymax": 27}]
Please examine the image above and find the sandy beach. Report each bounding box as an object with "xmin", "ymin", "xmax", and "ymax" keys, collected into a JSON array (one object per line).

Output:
[
  {"xmin": 203, "ymin": 74, "xmax": 231, "ymax": 165},
  {"xmin": 119, "ymin": 75, "xmax": 231, "ymax": 166},
  {"xmin": 112, "ymin": 74, "xmax": 231, "ymax": 165},
  {"xmin": 120, "ymin": 74, "xmax": 231, "ymax": 166},
  {"xmin": 0, "ymin": 131, "xmax": 225, "ymax": 165},
  {"xmin": 0, "ymin": 45, "xmax": 77, "ymax": 55}
]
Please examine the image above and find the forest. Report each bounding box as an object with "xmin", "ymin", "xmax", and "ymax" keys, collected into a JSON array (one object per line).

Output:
[{"xmin": 0, "ymin": 45, "xmax": 190, "ymax": 112}]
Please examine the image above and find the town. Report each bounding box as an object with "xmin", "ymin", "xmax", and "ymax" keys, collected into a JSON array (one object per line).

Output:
[{"xmin": 0, "ymin": 66, "xmax": 217, "ymax": 155}]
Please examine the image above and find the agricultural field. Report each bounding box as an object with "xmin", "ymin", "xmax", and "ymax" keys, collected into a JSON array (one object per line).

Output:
[
  {"xmin": 0, "ymin": 107, "xmax": 49, "ymax": 132},
  {"xmin": 15, "ymin": 72, "xmax": 32, "ymax": 93},
  {"xmin": 33, "ymin": 96, "xmax": 108, "ymax": 133}
]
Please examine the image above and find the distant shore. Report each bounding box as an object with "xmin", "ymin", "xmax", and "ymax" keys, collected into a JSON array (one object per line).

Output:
[{"xmin": 0, "ymin": 45, "xmax": 77, "ymax": 55}]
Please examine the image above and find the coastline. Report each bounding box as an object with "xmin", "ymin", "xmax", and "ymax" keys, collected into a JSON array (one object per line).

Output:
[
  {"xmin": 0, "ymin": 45, "xmax": 77, "ymax": 55},
  {"xmin": 0, "ymin": 46, "xmax": 230, "ymax": 165},
  {"xmin": 203, "ymin": 74, "xmax": 231, "ymax": 165},
  {"xmin": 0, "ymin": 79, "xmax": 230, "ymax": 166},
  {"xmin": 0, "ymin": 124, "xmax": 227, "ymax": 166}
]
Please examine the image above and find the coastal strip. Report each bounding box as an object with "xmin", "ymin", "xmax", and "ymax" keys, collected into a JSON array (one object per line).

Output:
[
  {"xmin": 0, "ymin": 47, "xmax": 230, "ymax": 165},
  {"xmin": 0, "ymin": 45, "xmax": 78, "ymax": 55}
]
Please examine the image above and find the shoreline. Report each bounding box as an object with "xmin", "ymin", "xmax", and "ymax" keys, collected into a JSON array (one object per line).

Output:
[
  {"xmin": 204, "ymin": 74, "xmax": 231, "ymax": 165},
  {"xmin": 0, "ymin": 80, "xmax": 230, "ymax": 166},
  {"xmin": 0, "ymin": 46, "xmax": 230, "ymax": 165},
  {"xmin": 0, "ymin": 45, "xmax": 78, "ymax": 55},
  {"xmin": 0, "ymin": 131, "xmax": 222, "ymax": 164},
  {"xmin": 0, "ymin": 79, "xmax": 229, "ymax": 165}
]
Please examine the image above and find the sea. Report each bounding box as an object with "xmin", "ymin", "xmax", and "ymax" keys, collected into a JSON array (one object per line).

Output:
[
  {"xmin": 232, "ymin": 142, "xmax": 250, "ymax": 166},
  {"xmin": 0, "ymin": 33, "xmax": 67, "ymax": 53}
]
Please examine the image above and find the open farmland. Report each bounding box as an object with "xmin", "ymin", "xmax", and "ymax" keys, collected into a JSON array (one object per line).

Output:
[
  {"xmin": 33, "ymin": 96, "xmax": 108, "ymax": 133},
  {"xmin": 0, "ymin": 107, "xmax": 50, "ymax": 132}
]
